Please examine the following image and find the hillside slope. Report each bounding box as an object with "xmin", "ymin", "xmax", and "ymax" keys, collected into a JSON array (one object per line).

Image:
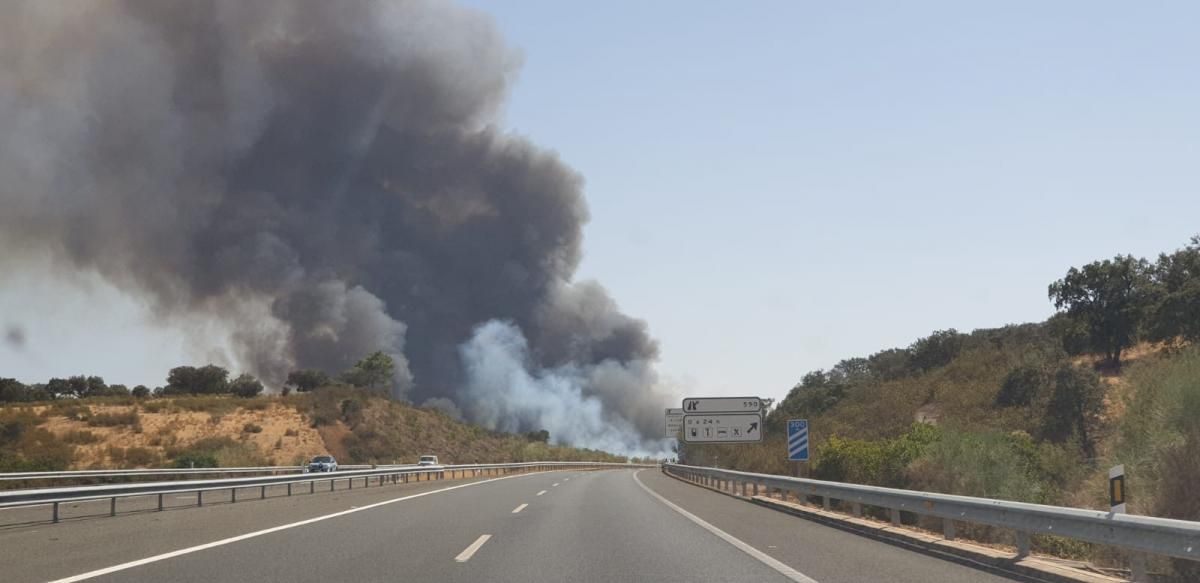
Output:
[{"xmin": 0, "ymin": 388, "xmax": 627, "ymax": 471}]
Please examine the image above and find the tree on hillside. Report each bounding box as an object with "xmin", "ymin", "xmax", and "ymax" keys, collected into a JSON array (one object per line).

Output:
[
  {"xmin": 909, "ymin": 329, "xmax": 965, "ymax": 373},
  {"xmin": 866, "ymin": 348, "xmax": 913, "ymax": 381},
  {"xmin": 165, "ymin": 365, "xmax": 230, "ymax": 395},
  {"xmin": 229, "ymin": 374, "xmax": 264, "ymax": 398},
  {"xmin": 1048, "ymin": 255, "xmax": 1149, "ymax": 368},
  {"xmin": 1041, "ymin": 365, "xmax": 1104, "ymax": 458},
  {"xmin": 994, "ymin": 366, "xmax": 1044, "ymax": 407},
  {"xmin": 340, "ymin": 352, "xmax": 395, "ymax": 394},
  {"xmin": 286, "ymin": 369, "xmax": 332, "ymax": 392},
  {"xmin": 131, "ymin": 385, "xmax": 150, "ymax": 399},
  {"xmin": 1145, "ymin": 236, "xmax": 1200, "ymax": 344}
]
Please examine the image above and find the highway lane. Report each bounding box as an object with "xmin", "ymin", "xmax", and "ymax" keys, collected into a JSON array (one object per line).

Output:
[{"xmin": 2, "ymin": 468, "xmax": 1024, "ymax": 582}]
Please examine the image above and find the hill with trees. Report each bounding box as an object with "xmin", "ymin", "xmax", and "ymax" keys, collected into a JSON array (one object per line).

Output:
[
  {"xmin": 680, "ymin": 236, "xmax": 1200, "ymax": 576},
  {"xmin": 0, "ymin": 352, "xmax": 633, "ymax": 474}
]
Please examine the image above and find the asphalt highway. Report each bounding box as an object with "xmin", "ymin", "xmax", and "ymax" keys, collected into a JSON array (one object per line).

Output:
[{"xmin": 0, "ymin": 468, "xmax": 1021, "ymax": 582}]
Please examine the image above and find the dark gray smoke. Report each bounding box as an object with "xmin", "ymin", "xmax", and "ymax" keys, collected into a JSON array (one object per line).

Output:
[
  {"xmin": 0, "ymin": 0, "xmax": 672, "ymax": 453},
  {"xmin": 3, "ymin": 324, "xmax": 25, "ymax": 350}
]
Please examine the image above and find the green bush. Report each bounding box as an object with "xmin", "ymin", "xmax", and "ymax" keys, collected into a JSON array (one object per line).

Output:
[
  {"xmin": 242, "ymin": 422, "xmax": 263, "ymax": 434},
  {"xmin": 172, "ymin": 453, "xmax": 218, "ymax": 468},
  {"xmin": 167, "ymin": 436, "xmax": 266, "ymax": 468},
  {"xmin": 905, "ymin": 430, "xmax": 1079, "ymax": 505},
  {"xmin": 814, "ymin": 423, "xmax": 940, "ymax": 487}
]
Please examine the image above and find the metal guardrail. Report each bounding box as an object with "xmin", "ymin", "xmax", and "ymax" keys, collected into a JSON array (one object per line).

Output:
[
  {"xmin": 664, "ymin": 463, "xmax": 1200, "ymax": 574},
  {"xmin": 0, "ymin": 464, "xmax": 411, "ymax": 482},
  {"xmin": 0, "ymin": 461, "xmax": 649, "ymax": 524}
]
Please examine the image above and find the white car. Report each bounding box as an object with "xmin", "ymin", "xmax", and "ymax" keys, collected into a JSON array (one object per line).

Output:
[{"xmin": 417, "ymin": 455, "xmax": 439, "ymax": 466}]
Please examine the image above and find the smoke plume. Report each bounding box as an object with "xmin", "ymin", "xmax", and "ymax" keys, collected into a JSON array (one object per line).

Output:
[
  {"xmin": 0, "ymin": 0, "xmax": 672, "ymax": 453},
  {"xmin": 3, "ymin": 325, "xmax": 25, "ymax": 351}
]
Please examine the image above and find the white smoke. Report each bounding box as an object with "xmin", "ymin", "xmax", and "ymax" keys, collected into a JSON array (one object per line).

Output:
[{"xmin": 459, "ymin": 320, "xmax": 673, "ymax": 457}]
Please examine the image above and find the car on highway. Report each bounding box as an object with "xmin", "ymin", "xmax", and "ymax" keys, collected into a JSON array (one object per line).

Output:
[
  {"xmin": 417, "ymin": 455, "xmax": 439, "ymax": 466},
  {"xmin": 306, "ymin": 455, "xmax": 338, "ymax": 472}
]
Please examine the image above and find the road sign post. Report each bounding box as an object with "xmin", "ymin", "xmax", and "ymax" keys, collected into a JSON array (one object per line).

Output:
[
  {"xmin": 682, "ymin": 397, "xmax": 762, "ymax": 414},
  {"xmin": 787, "ymin": 419, "xmax": 809, "ymax": 462},
  {"xmin": 1109, "ymin": 464, "xmax": 1126, "ymax": 514},
  {"xmin": 681, "ymin": 413, "xmax": 763, "ymax": 443},
  {"xmin": 664, "ymin": 408, "xmax": 683, "ymax": 437}
]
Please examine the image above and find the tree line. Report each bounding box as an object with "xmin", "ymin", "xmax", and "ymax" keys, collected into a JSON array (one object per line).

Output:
[{"xmin": 0, "ymin": 351, "xmax": 398, "ymax": 403}]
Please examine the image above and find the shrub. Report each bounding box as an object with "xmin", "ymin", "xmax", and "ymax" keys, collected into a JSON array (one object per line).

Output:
[
  {"xmin": 243, "ymin": 422, "xmax": 263, "ymax": 434},
  {"xmin": 173, "ymin": 453, "xmax": 218, "ymax": 468},
  {"xmin": 284, "ymin": 428, "xmax": 299, "ymax": 437},
  {"xmin": 62, "ymin": 430, "xmax": 100, "ymax": 444},
  {"xmin": 168, "ymin": 436, "xmax": 267, "ymax": 468},
  {"xmin": 142, "ymin": 400, "xmax": 169, "ymax": 413},
  {"xmin": 814, "ymin": 423, "xmax": 940, "ymax": 487},
  {"xmin": 0, "ymin": 414, "xmax": 74, "ymax": 471},
  {"xmin": 995, "ymin": 366, "xmax": 1043, "ymax": 407},
  {"xmin": 88, "ymin": 410, "xmax": 140, "ymax": 427},
  {"xmin": 124, "ymin": 446, "xmax": 158, "ymax": 467}
]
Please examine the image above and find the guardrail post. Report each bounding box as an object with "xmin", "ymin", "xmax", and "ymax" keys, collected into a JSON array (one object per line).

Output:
[
  {"xmin": 53, "ymin": 501, "xmax": 59, "ymax": 523},
  {"xmin": 1015, "ymin": 531, "xmax": 1030, "ymax": 558},
  {"xmin": 157, "ymin": 493, "xmax": 164, "ymax": 512},
  {"xmin": 261, "ymin": 485, "xmax": 266, "ymax": 499},
  {"xmin": 330, "ymin": 479, "xmax": 334, "ymax": 492},
  {"xmin": 889, "ymin": 508, "xmax": 901, "ymax": 526},
  {"xmin": 197, "ymin": 490, "xmax": 203, "ymax": 507},
  {"xmin": 1130, "ymin": 553, "xmax": 1148, "ymax": 582},
  {"xmin": 287, "ymin": 483, "xmax": 292, "ymax": 496},
  {"xmin": 110, "ymin": 497, "xmax": 116, "ymax": 517},
  {"xmin": 310, "ymin": 480, "xmax": 315, "ymax": 494},
  {"xmin": 740, "ymin": 481, "xmax": 747, "ymax": 497},
  {"xmin": 851, "ymin": 502, "xmax": 862, "ymax": 517},
  {"xmin": 232, "ymin": 488, "xmax": 237, "ymax": 503},
  {"xmin": 752, "ymin": 482, "xmax": 759, "ymax": 496},
  {"xmin": 348, "ymin": 477, "xmax": 353, "ymax": 490},
  {"xmin": 823, "ymin": 496, "xmax": 831, "ymax": 510}
]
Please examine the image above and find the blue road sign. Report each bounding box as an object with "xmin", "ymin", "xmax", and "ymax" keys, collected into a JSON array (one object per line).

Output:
[{"xmin": 787, "ymin": 419, "xmax": 809, "ymax": 461}]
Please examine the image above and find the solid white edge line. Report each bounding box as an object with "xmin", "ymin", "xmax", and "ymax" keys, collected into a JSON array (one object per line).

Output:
[
  {"xmin": 632, "ymin": 470, "xmax": 818, "ymax": 583},
  {"xmin": 454, "ymin": 534, "xmax": 492, "ymax": 562},
  {"xmin": 511, "ymin": 503, "xmax": 528, "ymax": 514},
  {"xmin": 552, "ymin": 482, "xmax": 559, "ymax": 487},
  {"xmin": 536, "ymin": 490, "xmax": 547, "ymax": 496},
  {"xmin": 49, "ymin": 474, "xmax": 525, "ymax": 583}
]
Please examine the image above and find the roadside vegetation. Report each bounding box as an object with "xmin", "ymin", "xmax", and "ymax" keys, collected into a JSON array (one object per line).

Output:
[
  {"xmin": 1, "ymin": 363, "xmax": 629, "ymax": 475},
  {"xmin": 681, "ymin": 236, "xmax": 1200, "ymax": 577}
]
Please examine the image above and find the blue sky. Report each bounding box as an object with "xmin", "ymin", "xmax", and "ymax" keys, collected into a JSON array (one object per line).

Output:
[
  {"xmin": 2, "ymin": 1, "xmax": 1197, "ymax": 404},
  {"xmin": 462, "ymin": 1, "xmax": 1200, "ymax": 399}
]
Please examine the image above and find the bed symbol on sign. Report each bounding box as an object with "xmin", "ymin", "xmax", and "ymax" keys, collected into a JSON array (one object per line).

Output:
[{"xmin": 689, "ymin": 428, "xmax": 697, "ymax": 438}]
